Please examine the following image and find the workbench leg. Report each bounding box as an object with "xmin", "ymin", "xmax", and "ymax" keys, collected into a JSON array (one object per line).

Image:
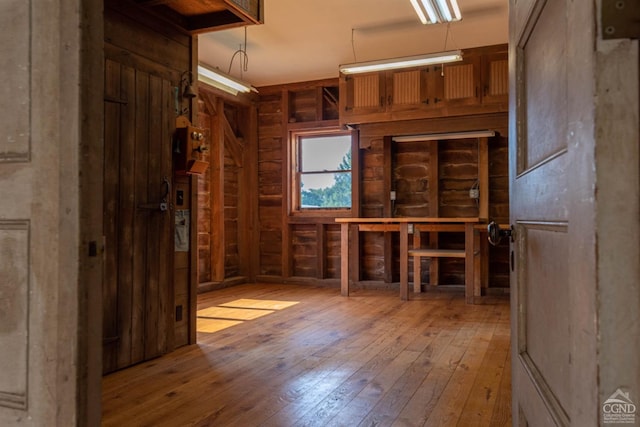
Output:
[
  {"xmin": 340, "ymin": 223, "xmax": 349, "ymax": 296},
  {"xmin": 465, "ymin": 222, "xmax": 475, "ymax": 304},
  {"xmin": 473, "ymin": 227, "xmax": 482, "ymax": 298},
  {"xmin": 400, "ymin": 223, "xmax": 408, "ymax": 301}
]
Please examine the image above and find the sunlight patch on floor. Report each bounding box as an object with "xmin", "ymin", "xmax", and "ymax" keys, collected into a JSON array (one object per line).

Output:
[
  {"xmin": 219, "ymin": 298, "xmax": 300, "ymax": 310},
  {"xmin": 197, "ymin": 318, "xmax": 244, "ymax": 333},
  {"xmin": 197, "ymin": 306, "xmax": 275, "ymax": 320},
  {"xmin": 197, "ymin": 299, "xmax": 300, "ymax": 334}
]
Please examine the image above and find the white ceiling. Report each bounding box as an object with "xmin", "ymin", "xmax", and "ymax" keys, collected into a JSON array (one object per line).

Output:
[{"xmin": 198, "ymin": 0, "xmax": 509, "ymax": 88}]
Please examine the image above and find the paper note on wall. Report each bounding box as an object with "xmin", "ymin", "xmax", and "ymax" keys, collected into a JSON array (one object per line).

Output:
[{"xmin": 175, "ymin": 209, "xmax": 189, "ymax": 252}]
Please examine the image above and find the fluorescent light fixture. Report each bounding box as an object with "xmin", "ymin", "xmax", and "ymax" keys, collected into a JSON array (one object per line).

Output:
[
  {"xmin": 392, "ymin": 130, "xmax": 495, "ymax": 142},
  {"xmin": 409, "ymin": 0, "xmax": 429, "ymax": 24},
  {"xmin": 411, "ymin": 0, "xmax": 462, "ymax": 24},
  {"xmin": 197, "ymin": 64, "xmax": 257, "ymax": 96},
  {"xmin": 339, "ymin": 50, "xmax": 463, "ymax": 75}
]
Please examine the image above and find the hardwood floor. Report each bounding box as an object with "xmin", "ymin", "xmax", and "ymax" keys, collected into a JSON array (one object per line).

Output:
[{"xmin": 102, "ymin": 283, "xmax": 511, "ymax": 426}]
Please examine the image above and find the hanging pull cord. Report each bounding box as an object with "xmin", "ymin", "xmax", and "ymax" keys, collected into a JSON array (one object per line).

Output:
[{"xmin": 227, "ymin": 26, "xmax": 250, "ymax": 77}]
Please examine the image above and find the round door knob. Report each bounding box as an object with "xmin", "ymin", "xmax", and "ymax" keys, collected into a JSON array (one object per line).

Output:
[{"xmin": 487, "ymin": 221, "xmax": 513, "ymax": 246}]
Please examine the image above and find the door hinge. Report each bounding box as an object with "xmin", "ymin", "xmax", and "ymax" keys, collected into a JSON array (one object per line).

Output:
[{"xmin": 602, "ymin": 0, "xmax": 640, "ymax": 39}]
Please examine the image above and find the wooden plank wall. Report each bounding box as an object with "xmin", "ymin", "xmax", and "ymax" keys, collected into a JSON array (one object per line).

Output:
[
  {"xmin": 257, "ymin": 92, "xmax": 285, "ymax": 277},
  {"xmin": 195, "ymin": 87, "xmax": 259, "ymax": 291},
  {"xmin": 256, "ymin": 78, "xmax": 510, "ymax": 290},
  {"xmin": 223, "ymin": 106, "xmax": 242, "ymax": 278},
  {"xmin": 359, "ymin": 116, "xmax": 510, "ymax": 288},
  {"xmin": 196, "ymin": 100, "xmax": 213, "ymax": 282}
]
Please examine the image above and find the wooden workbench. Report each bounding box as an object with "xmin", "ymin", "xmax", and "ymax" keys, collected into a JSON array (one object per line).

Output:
[{"xmin": 335, "ymin": 217, "xmax": 485, "ymax": 303}]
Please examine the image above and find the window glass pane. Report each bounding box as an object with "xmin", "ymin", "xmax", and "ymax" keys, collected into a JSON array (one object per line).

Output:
[
  {"xmin": 301, "ymin": 172, "xmax": 352, "ymax": 208},
  {"xmin": 300, "ymin": 135, "xmax": 351, "ymax": 172}
]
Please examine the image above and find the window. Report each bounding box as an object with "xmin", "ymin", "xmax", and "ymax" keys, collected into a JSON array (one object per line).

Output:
[{"xmin": 292, "ymin": 130, "xmax": 353, "ymax": 211}]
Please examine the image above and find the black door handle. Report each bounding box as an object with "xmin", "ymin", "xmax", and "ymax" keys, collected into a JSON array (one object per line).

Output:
[
  {"xmin": 137, "ymin": 176, "xmax": 171, "ymax": 212},
  {"xmin": 487, "ymin": 221, "xmax": 513, "ymax": 246}
]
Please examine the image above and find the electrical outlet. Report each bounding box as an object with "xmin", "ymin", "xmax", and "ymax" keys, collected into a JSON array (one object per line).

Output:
[
  {"xmin": 469, "ymin": 188, "xmax": 479, "ymax": 199},
  {"xmin": 390, "ymin": 190, "xmax": 396, "ymax": 201}
]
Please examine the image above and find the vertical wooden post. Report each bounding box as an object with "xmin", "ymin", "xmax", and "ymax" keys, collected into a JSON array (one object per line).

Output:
[
  {"xmin": 340, "ymin": 222, "xmax": 349, "ymax": 296},
  {"xmin": 316, "ymin": 223, "xmax": 325, "ymax": 279},
  {"xmin": 281, "ymin": 89, "xmax": 291, "ymax": 279},
  {"xmin": 478, "ymin": 136, "xmax": 489, "ymax": 220},
  {"xmin": 473, "ymin": 226, "xmax": 482, "ymax": 298},
  {"xmin": 245, "ymin": 104, "xmax": 260, "ymax": 281},
  {"xmin": 400, "ymin": 222, "xmax": 409, "ymax": 300},
  {"xmin": 465, "ymin": 222, "xmax": 475, "ymax": 304},
  {"xmin": 383, "ymin": 136, "xmax": 393, "ymax": 283},
  {"xmin": 211, "ymin": 97, "xmax": 226, "ymax": 282},
  {"xmin": 412, "ymin": 230, "xmax": 422, "ymax": 293},
  {"xmin": 428, "ymin": 141, "xmax": 440, "ymax": 287}
]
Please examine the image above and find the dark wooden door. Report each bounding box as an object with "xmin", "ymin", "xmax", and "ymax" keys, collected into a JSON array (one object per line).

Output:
[{"xmin": 103, "ymin": 59, "xmax": 175, "ymax": 374}]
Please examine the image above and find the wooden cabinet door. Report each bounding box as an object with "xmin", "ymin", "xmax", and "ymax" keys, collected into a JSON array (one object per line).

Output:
[
  {"xmin": 442, "ymin": 55, "xmax": 482, "ymax": 108},
  {"xmin": 387, "ymin": 67, "xmax": 444, "ymax": 114},
  {"xmin": 102, "ymin": 59, "xmax": 175, "ymax": 374},
  {"xmin": 481, "ymin": 51, "xmax": 509, "ymax": 105},
  {"xmin": 340, "ymin": 72, "xmax": 387, "ymax": 122}
]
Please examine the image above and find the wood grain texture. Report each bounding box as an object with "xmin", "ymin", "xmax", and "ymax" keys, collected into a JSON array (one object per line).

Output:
[{"xmin": 102, "ymin": 283, "xmax": 511, "ymax": 426}]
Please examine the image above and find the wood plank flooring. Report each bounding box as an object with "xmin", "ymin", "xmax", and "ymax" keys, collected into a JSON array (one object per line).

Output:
[{"xmin": 102, "ymin": 283, "xmax": 511, "ymax": 426}]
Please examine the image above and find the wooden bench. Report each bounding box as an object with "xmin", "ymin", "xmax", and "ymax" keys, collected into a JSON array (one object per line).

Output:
[
  {"xmin": 409, "ymin": 247, "xmax": 466, "ymax": 292},
  {"xmin": 408, "ymin": 223, "xmax": 469, "ymax": 293}
]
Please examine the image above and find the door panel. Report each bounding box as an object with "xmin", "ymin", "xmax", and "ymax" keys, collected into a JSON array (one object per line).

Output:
[
  {"xmin": 510, "ymin": 0, "xmax": 572, "ymax": 425},
  {"xmin": 0, "ymin": 0, "xmax": 91, "ymax": 423},
  {"xmin": 520, "ymin": 0, "xmax": 568, "ymax": 172},
  {"xmin": 103, "ymin": 59, "xmax": 174, "ymax": 374},
  {"xmin": 518, "ymin": 222, "xmax": 570, "ymax": 422}
]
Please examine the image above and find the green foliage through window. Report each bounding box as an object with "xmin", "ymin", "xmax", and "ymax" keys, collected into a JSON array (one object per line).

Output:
[{"xmin": 297, "ymin": 133, "xmax": 352, "ymax": 209}]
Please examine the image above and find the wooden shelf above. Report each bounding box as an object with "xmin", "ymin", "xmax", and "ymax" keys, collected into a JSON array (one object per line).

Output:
[{"xmin": 131, "ymin": 0, "xmax": 263, "ymax": 34}]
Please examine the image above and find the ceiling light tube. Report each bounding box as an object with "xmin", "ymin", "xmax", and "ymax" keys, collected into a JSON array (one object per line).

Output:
[
  {"xmin": 419, "ymin": 0, "xmax": 439, "ymax": 23},
  {"xmin": 339, "ymin": 50, "xmax": 463, "ymax": 75},
  {"xmin": 448, "ymin": 0, "xmax": 462, "ymax": 21},
  {"xmin": 434, "ymin": 0, "xmax": 453, "ymax": 21},
  {"xmin": 197, "ymin": 64, "xmax": 256, "ymax": 94},
  {"xmin": 409, "ymin": 0, "xmax": 429, "ymax": 24},
  {"xmin": 412, "ymin": 0, "xmax": 461, "ymax": 24}
]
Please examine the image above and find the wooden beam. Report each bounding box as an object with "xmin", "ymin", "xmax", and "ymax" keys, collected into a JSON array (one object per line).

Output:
[
  {"xmin": 383, "ymin": 136, "xmax": 393, "ymax": 283},
  {"xmin": 359, "ymin": 224, "xmax": 400, "ymax": 232},
  {"xmin": 429, "ymin": 141, "xmax": 440, "ymax": 287},
  {"xmin": 281, "ymin": 89, "xmax": 291, "ymax": 279},
  {"xmin": 400, "ymin": 223, "xmax": 409, "ymax": 300},
  {"xmin": 223, "ymin": 112, "xmax": 243, "ymax": 167},
  {"xmin": 340, "ymin": 223, "xmax": 349, "ymax": 296},
  {"xmin": 246, "ymin": 104, "xmax": 260, "ymax": 281},
  {"xmin": 211, "ymin": 97, "xmax": 226, "ymax": 282},
  {"xmin": 188, "ymin": 32, "xmax": 199, "ymax": 346},
  {"xmin": 478, "ymin": 136, "xmax": 489, "ymax": 220},
  {"xmin": 413, "ymin": 231, "xmax": 422, "ymax": 293},
  {"xmin": 316, "ymin": 224, "xmax": 326, "ymax": 279}
]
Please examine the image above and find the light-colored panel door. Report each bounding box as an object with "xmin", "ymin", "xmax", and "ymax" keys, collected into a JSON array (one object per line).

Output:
[
  {"xmin": 510, "ymin": 1, "xmax": 572, "ymax": 424},
  {"xmin": 0, "ymin": 0, "xmax": 99, "ymax": 424},
  {"xmin": 510, "ymin": 1, "xmax": 640, "ymax": 426}
]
